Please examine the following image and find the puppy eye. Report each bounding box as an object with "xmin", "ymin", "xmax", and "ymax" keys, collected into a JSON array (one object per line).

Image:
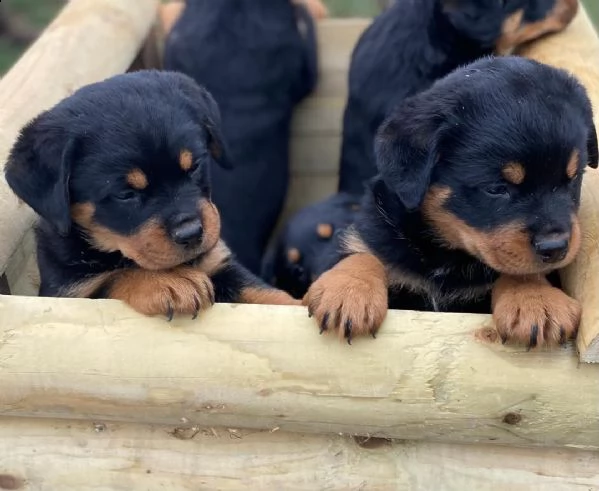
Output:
[
  {"xmin": 114, "ymin": 190, "xmax": 137, "ymax": 202},
  {"xmin": 484, "ymin": 184, "xmax": 510, "ymax": 198}
]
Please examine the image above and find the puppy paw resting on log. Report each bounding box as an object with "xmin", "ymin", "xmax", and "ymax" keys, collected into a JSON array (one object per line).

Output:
[
  {"xmin": 163, "ymin": 0, "xmax": 319, "ymax": 276},
  {"xmin": 4, "ymin": 71, "xmax": 299, "ymax": 319},
  {"xmin": 303, "ymin": 56, "xmax": 597, "ymax": 348},
  {"xmin": 338, "ymin": 0, "xmax": 579, "ymax": 196}
]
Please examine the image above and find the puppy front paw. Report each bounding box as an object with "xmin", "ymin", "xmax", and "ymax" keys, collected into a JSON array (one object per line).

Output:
[
  {"xmin": 302, "ymin": 253, "xmax": 388, "ymax": 343},
  {"xmin": 110, "ymin": 267, "xmax": 215, "ymax": 320},
  {"xmin": 492, "ymin": 275, "xmax": 581, "ymax": 349}
]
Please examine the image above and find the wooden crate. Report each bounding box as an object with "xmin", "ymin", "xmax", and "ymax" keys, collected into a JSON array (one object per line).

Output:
[{"xmin": 0, "ymin": 1, "xmax": 598, "ymax": 489}]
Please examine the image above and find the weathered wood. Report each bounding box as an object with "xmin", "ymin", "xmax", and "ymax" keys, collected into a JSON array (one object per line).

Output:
[
  {"xmin": 1, "ymin": 295, "xmax": 598, "ymax": 450},
  {"xmin": 0, "ymin": 417, "xmax": 597, "ymax": 491},
  {"xmin": 519, "ymin": 7, "xmax": 599, "ymax": 363},
  {"xmin": 0, "ymin": 0, "xmax": 159, "ymax": 276}
]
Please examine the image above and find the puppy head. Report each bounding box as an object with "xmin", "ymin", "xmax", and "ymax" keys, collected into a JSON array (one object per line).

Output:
[
  {"xmin": 375, "ymin": 56, "xmax": 597, "ymax": 276},
  {"xmin": 5, "ymin": 70, "xmax": 231, "ymax": 270},
  {"xmin": 442, "ymin": 0, "xmax": 578, "ymax": 54}
]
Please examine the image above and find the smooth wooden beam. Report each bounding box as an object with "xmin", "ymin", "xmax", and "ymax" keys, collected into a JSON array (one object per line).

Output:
[
  {"xmin": 0, "ymin": 417, "xmax": 597, "ymax": 490},
  {"xmin": 0, "ymin": 0, "xmax": 159, "ymax": 276},
  {"xmin": 519, "ymin": 7, "xmax": 599, "ymax": 362},
  {"xmin": 1, "ymin": 295, "xmax": 598, "ymax": 450}
]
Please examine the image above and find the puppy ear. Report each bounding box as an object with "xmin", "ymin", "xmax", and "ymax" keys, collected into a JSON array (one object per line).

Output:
[
  {"xmin": 587, "ymin": 119, "xmax": 598, "ymax": 169},
  {"xmin": 4, "ymin": 114, "xmax": 77, "ymax": 235},
  {"xmin": 196, "ymin": 86, "xmax": 233, "ymax": 170},
  {"xmin": 374, "ymin": 109, "xmax": 443, "ymax": 210}
]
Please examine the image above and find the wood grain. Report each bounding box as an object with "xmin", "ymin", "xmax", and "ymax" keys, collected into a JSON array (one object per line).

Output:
[
  {"xmin": 0, "ymin": 417, "xmax": 597, "ymax": 491},
  {"xmin": 519, "ymin": 6, "xmax": 599, "ymax": 362},
  {"xmin": 0, "ymin": 0, "xmax": 159, "ymax": 276},
  {"xmin": 1, "ymin": 294, "xmax": 598, "ymax": 450}
]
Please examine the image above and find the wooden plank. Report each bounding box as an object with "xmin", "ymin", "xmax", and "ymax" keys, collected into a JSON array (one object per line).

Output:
[
  {"xmin": 0, "ymin": 0, "xmax": 159, "ymax": 276},
  {"xmin": 519, "ymin": 7, "xmax": 599, "ymax": 363},
  {"xmin": 1, "ymin": 295, "xmax": 598, "ymax": 450},
  {"xmin": 0, "ymin": 417, "xmax": 597, "ymax": 490}
]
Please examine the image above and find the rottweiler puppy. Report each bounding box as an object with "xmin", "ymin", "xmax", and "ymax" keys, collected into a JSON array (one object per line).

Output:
[
  {"xmin": 4, "ymin": 71, "xmax": 299, "ymax": 318},
  {"xmin": 163, "ymin": 0, "xmax": 319, "ymax": 276},
  {"xmin": 303, "ymin": 56, "xmax": 598, "ymax": 348},
  {"xmin": 264, "ymin": 192, "xmax": 360, "ymax": 299},
  {"xmin": 339, "ymin": 0, "xmax": 579, "ymax": 196}
]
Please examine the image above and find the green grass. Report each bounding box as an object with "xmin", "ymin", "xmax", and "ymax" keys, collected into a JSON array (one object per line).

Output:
[{"xmin": 0, "ymin": 0, "xmax": 596, "ymax": 75}]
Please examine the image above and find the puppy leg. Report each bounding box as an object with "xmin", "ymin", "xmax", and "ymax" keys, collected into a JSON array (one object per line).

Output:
[
  {"xmin": 104, "ymin": 267, "xmax": 215, "ymax": 319},
  {"xmin": 492, "ymin": 274, "xmax": 581, "ymax": 349},
  {"xmin": 302, "ymin": 253, "xmax": 388, "ymax": 343},
  {"xmin": 198, "ymin": 240, "xmax": 301, "ymax": 306}
]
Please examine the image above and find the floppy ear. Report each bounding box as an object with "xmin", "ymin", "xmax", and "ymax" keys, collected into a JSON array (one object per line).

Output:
[
  {"xmin": 204, "ymin": 116, "xmax": 232, "ymax": 170},
  {"xmin": 4, "ymin": 114, "xmax": 77, "ymax": 236},
  {"xmin": 374, "ymin": 108, "xmax": 443, "ymax": 210},
  {"xmin": 587, "ymin": 119, "xmax": 598, "ymax": 169}
]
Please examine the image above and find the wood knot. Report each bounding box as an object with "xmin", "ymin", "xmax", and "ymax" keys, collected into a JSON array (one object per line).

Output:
[
  {"xmin": 353, "ymin": 436, "xmax": 393, "ymax": 449},
  {"xmin": 0, "ymin": 475, "xmax": 24, "ymax": 490},
  {"xmin": 502, "ymin": 412, "xmax": 522, "ymax": 425},
  {"xmin": 474, "ymin": 326, "xmax": 499, "ymax": 344}
]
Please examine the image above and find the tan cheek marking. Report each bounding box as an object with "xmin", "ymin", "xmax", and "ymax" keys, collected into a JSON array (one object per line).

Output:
[
  {"xmin": 287, "ymin": 248, "xmax": 301, "ymax": 264},
  {"xmin": 317, "ymin": 223, "xmax": 334, "ymax": 239},
  {"xmin": 502, "ymin": 162, "xmax": 525, "ymax": 185},
  {"xmin": 126, "ymin": 168, "xmax": 148, "ymax": 190},
  {"xmin": 180, "ymin": 150, "xmax": 193, "ymax": 171},
  {"xmin": 198, "ymin": 199, "xmax": 221, "ymax": 253},
  {"xmin": 567, "ymin": 149, "xmax": 579, "ymax": 179}
]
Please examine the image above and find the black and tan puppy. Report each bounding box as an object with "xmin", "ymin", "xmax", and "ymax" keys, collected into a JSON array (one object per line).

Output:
[
  {"xmin": 304, "ymin": 56, "xmax": 598, "ymax": 348},
  {"xmin": 339, "ymin": 0, "xmax": 579, "ymax": 196},
  {"xmin": 263, "ymin": 192, "xmax": 360, "ymax": 299},
  {"xmin": 4, "ymin": 71, "xmax": 299, "ymax": 318},
  {"xmin": 163, "ymin": 0, "xmax": 319, "ymax": 275}
]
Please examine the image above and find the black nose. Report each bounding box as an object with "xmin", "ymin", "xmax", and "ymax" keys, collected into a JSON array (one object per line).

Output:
[
  {"xmin": 533, "ymin": 234, "xmax": 569, "ymax": 264},
  {"xmin": 171, "ymin": 216, "xmax": 203, "ymax": 245}
]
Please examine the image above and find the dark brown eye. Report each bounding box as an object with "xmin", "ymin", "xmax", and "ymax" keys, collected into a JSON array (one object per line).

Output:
[
  {"xmin": 114, "ymin": 190, "xmax": 137, "ymax": 202},
  {"xmin": 484, "ymin": 184, "xmax": 510, "ymax": 197}
]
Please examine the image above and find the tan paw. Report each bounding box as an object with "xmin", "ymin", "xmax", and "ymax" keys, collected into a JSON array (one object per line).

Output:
[
  {"xmin": 302, "ymin": 253, "xmax": 388, "ymax": 343},
  {"xmin": 110, "ymin": 267, "xmax": 215, "ymax": 319},
  {"xmin": 492, "ymin": 275, "xmax": 581, "ymax": 349}
]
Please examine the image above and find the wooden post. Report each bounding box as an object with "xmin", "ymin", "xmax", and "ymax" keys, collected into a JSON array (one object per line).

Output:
[
  {"xmin": 519, "ymin": 7, "xmax": 599, "ymax": 363},
  {"xmin": 0, "ymin": 0, "xmax": 159, "ymax": 276},
  {"xmin": 1, "ymin": 295, "xmax": 598, "ymax": 450},
  {"xmin": 0, "ymin": 417, "xmax": 597, "ymax": 490}
]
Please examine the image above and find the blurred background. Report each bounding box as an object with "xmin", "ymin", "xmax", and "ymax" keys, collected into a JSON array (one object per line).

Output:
[{"xmin": 0, "ymin": 0, "xmax": 597, "ymax": 74}]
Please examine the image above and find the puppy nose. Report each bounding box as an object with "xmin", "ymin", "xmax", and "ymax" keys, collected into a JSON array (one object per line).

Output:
[
  {"xmin": 533, "ymin": 234, "xmax": 569, "ymax": 264},
  {"xmin": 171, "ymin": 216, "xmax": 203, "ymax": 245}
]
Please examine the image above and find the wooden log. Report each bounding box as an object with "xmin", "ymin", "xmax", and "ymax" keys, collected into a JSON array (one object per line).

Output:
[
  {"xmin": 0, "ymin": 417, "xmax": 598, "ymax": 490},
  {"xmin": 518, "ymin": 7, "xmax": 599, "ymax": 363},
  {"xmin": 0, "ymin": 0, "xmax": 159, "ymax": 276},
  {"xmin": 1, "ymin": 295, "xmax": 599, "ymax": 450}
]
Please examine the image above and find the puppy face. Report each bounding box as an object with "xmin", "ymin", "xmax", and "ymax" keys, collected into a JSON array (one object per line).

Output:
[
  {"xmin": 442, "ymin": 0, "xmax": 578, "ymax": 54},
  {"xmin": 375, "ymin": 56, "xmax": 597, "ymax": 276},
  {"xmin": 5, "ymin": 70, "xmax": 231, "ymax": 270}
]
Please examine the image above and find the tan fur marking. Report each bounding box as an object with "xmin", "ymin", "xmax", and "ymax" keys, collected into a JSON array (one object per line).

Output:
[
  {"xmin": 316, "ymin": 223, "xmax": 334, "ymax": 239},
  {"xmin": 239, "ymin": 287, "xmax": 301, "ymax": 306},
  {"xmin": 422, "ymin": 186, "xmax": 581, "ymax": 275},
  {"xmin": 195, "ymin": 240, "xmax": 231, "ymax": 276},
  {"xmin": 180, "ymin": 150, "xmax": 193, "ymax": 171},
  {"xmin": 567, "ymin": 149, "xmax": 579, "ymax": 179},
  {"xmin": 292, "ymin": 0, "xmax": 328, "ymax": 19},
  {"xmin": 302, "ymin": 252, "xmax": 388, "ymax": 340},
  {"xmin": 71, "ymin": 199, "xmax": 221, "ymax": 271},
  {"xmin": 492, "ymin": 274, "xmax": 581, "ymax": 348},
  {"xmin": 287, "ymin": 248, "xmax": 301, "ymax": 264},
  {"xmin": 502, "ymin": 162, "xmax": 525, "ymax": 185},
  {"xmin": 126, "ymin": 169, "xmax": 148, "ymax": 190},
  {"xmin": 496, "ymin": 0, "xmax": 578, "ymax": 54},
  {"xmin": 108, "ymin": 267, "xmax": 215, "ymax": 317},
  {"xmin": 62, "ymin": 271, "xmax": 116, "ymax": 298},
  {"xmin": 340, "ymin": 228, "xmax": 372, "ymax": 255}
]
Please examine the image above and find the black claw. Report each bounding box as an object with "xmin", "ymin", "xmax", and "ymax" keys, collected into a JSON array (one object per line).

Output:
[
  {"xmin": 166, "ymin": 303, "xmax": 174, "ymax": 322},
  {"xmin": 319, "ymin": 312, "xmax": 329, "ymax": 334},
  {"xmin": 345, "ymin": 319, "xmax": 352, "ymax": 345},
  {"xmin": 192, "ymin": 297, "xmax": 200, "ymax": 320},
  {"xmin": 559, "ymin": 326, "xmax": 567, "ymax": 346},
  {"xmin": 371, "ymin": 331, "xmax": 377, "ymax": 339},
  {"xmin": 500, "ymin": 333, "xmax": 508, "ymax": 345},
  {"xmin": 527, "ymin": 324, "xmax": 539, "ymax": 351},
  {"xmin": 308, "ymin": 306, "xmax": 313, "ymax": 318}
]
